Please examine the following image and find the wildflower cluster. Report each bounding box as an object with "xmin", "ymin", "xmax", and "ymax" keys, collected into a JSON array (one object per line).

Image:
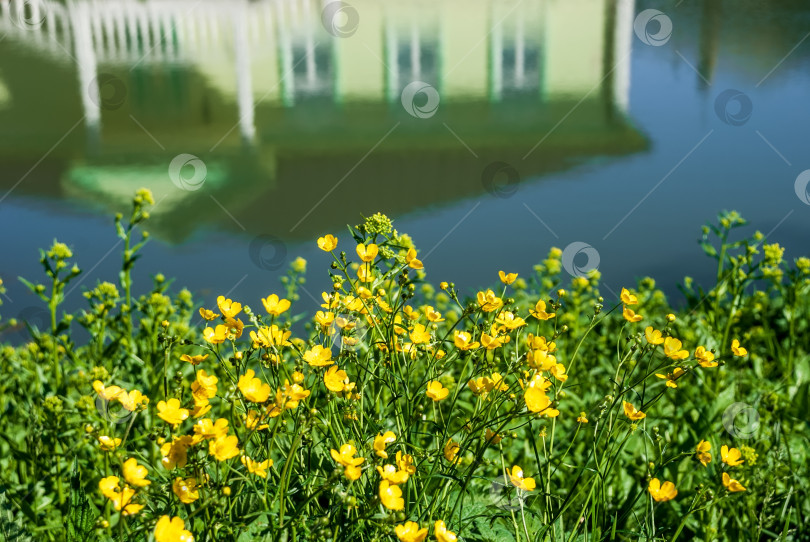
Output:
[{"xmin": 0, "ymin": 200, "xmax": 806, "ymax": 541}]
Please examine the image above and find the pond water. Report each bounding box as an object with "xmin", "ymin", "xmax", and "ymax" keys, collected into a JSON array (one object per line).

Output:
[{"xmin": 1, "ymin": 0, "xmax": 809, "ymax": 333}]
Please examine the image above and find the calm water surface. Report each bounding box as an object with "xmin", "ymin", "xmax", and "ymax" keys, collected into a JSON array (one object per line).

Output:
[{"xmin": 1, "ymin": 0, "xmax": 809, "ymax": 332}]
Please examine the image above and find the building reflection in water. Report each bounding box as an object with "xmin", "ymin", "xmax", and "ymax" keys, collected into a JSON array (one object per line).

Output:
[{"xmin": 0, "ymin": 0, "xmax": 645, "ymax": 241}]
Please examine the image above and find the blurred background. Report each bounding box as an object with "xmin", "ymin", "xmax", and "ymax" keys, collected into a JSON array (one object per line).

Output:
[{"xmin": 1, "ymin": 0, "xmax": 809, "ymax": 335}]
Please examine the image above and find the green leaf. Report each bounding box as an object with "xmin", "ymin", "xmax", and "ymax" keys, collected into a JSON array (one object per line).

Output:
[{"xmin": 65, "ymin": 459, "xmax": 95, "ymax": 542}]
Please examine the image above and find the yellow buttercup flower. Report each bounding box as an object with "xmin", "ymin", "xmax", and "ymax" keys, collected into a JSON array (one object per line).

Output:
[
  {"xmin": 160, "ymin": 435, "xmax": 194, "ymax": 470},
  {"xmin": 373, "ymin": 431, "xmax": 397, "ymax": 458},
  {"xmin": 116, "ymin": 389, "xmax": 149, "ymax": 412},
  {"xmin": 577, "ymin": 412, "xmax": 589, "ymax": 423},
  {"xmin": 377, "ymin": 464, "xmax": 409, "ymax": 485},
  {"xmin": 216, "ymin": 295, "xmax": 241, "ymax": 318},
  {"xmin": 731, "ymin": 339, "xmax": 748, "ymax": 356},
  {"xmin": 722, "ymin": 472, "xmax": 746, "ymax": 492},
  {"xmin": 317, "ymin": 234, "xmax": 338, "ymax": 252},
  {"xmin": 622, "ymin": 400, "xmax": 646, "ymax": 421},
  {"xmin": 396, "ymin": 451, "xmax": 416, "ymax": 475},
  {"xmin": 663, "ymin": 337, "xmax": 689, "ymax": 360},
  {"xmin": 238, "ymin": 369, "xmax": 271, "ymax": 403},
  {"xmin": 198, "ymin": 307, "xmax": 217, "ymax": 321},
  {"xmin": 172, "ymin": 477, "xmax": 200, "ymax": 504},
  {"xmin": 190, "ymin": 395, "xmax": 211, "ymax": 419},
  {"xmin": 721, "ymin": 445, "xmax": 744, "ymax": 467},
  {"xmin": 620, "ymin": 287, "xmax": 638, "ymax": 305},
  {"xmin": 480, "ymin": 333, "xmax": 507, "ymax": 350},
  {"xmin": 498, "ymin": 271, "xmax": 517, "ymax": 285},
  {"xmin": 281, "ymin": 380, "xmax": 310, "ymax": 408},
  {"xmin": 406, "ymin": 248, "xmax": 423, "ymax": 269},
  {"xmin": 644, "ymin": 326, "xmax": 664, "ymax": 345},
  {"xmin": 303, "ymin": 345, "xmax": 334, "ymax": 367},
  {"xmin": 423, "ymin": 305, "xmax": 444, "ymax": 322},
  {"xmin": 203, "ymin": 325, "xmax": 227, "ymax": 344},
  {"xmin": 250, "ymin": 325, "xmax": 292, "ymax": 348},
  {"xmin": 484, "ymin": 428, "xmax": 502, "ymax": 444},
  {"xmin": 93, "ymin": 380, "xmax": 124, "ymax": 401},
  {"xmin": 622, "ymin": 306, "xmax": 642, "ymax": 323},
  {"xmin": 696, "ymin": 440, "xmax": 712, "ymax": 466},
  {"xmin": 695, "ymin": 346, "xmax": 717, "ymax": 368},
  {"xmin": 180, "ymin": 354, "xmax": 208, "ymax": 366},
  {"xmin": 476, "ymin": 289, "xmax": 503, "ymax": 312},
  {"xmin": 192, "ymin": 417, "xmax": 229, "ymax": 444},
  {"xmin": 315, "ymin": 311, "xmax": 335, "ymax": 329},
  {"xmin": 443, "ymin": 439, "xmax": 460, "ymax": 464},
  {"xmin": 261, "ymin": 294, "xmax": 290, "ymax": 316},
  {"xmin": 331, "ymin": 443, "xmax": 364, "ymax": 468},
  {"xmin": 453, "ymin": 330, "xmax": 480, "ymax": 351},
  {"xmin": 395, "ymin": 521, "xmax": 428, "ymax": 542},
  {"xmin": 426, "ymin": 381, "xmax": 449, "ymax": 402},
  {"xmin": 356, "ymin": 264, "xmax": 374, "ymax": 283},
  {"xmin": 191, "ymin": 369, "xmax": 218, "ymax": 399},
  {"xmin": 122, "ymin": 458, "xmax": 150, "ymax": 487},
  {"xmin": 356, "ymin": 243, "xmax": 378, "ymax": 262},
  {"xmin": 324, "ymin": 366, "xmax": 348, "ymax": 393},
  {"xmin": 655, "ymin": 367, "xmax": 686, "ymax": 388},
  {"xmin": 482, "ymin": 373, "xmax": 509, "ymax": 393},
  {"xmin": 508, "ymin": 465, "xmax": 536, "ymax": 491},
  {"xmin": 529, "ymin": 299, "xmax": 555, "ymax": 320},
  {"xmin": 409, "ymin": 323, "xmax": 431, "ymax": 345},
  {"xmin": 648, "ymin": 478, "xmax": 677, "ymax": 502},
  {"xmin": 98, "ymin": 476, "xmax": 142, "ymax": 515},
  {"xmin": 524, "ymin": 387, "xmax": 559, "ymax": 417},
  {"xmin": 331, "ymin": 443, "xmax": 364, "ymax": 480},
  {"xmin": 154, "ymin": 515, "xmax": 194, "ymax": 542},
  {"xmin": 434, "ymin": 520, "xmax": 457, "ymax": 542},
  {"xmin": 241, "ymin": 456, "xmax": 273, "ymax": 478},
  {"xmin": 245, "ymin": 410, "xmax": 269, "ymax": 431},
  {"xmin": 549, "ymin": 363, "xmax": 568, "ymax": 383},
  {"xmin": 379, "ymin": 480, "xmax": 404, "ymax": 510},
  {"xmin": 157, "ymin": 399, "xmax": 190, "ymax": 425},
  {"xmin": 494, "ymin": 311, "xmax": 526, "ymax": 331},
  {"xmin": 529, "ymin": 348, "xmax": 556, "ymax": 371},
  {"xmin": 98, "ymin": 476, "xmax": 121, "ymax": 501},
  {"xmin": 208, "ymin": 435, "xmax": 239, "ymax": 461}
]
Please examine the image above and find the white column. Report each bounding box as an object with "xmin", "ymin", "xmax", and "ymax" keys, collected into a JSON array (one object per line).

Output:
[
  {"xmin": 515, "ymin": 12, "xmax": 525, "ymax": 87},
  {"xmin": 612, "ymin": 0, "xmax": 634, "ymax": 112},
  {"xmin": 234, "ymin": 0, "xmax": 256, "ymax": 142},
  {"xmin": 275, "ymin": 1, "xmax": 295, "ymax": 106},
  {"xmin": 490, "ymin": 4, "xmax": 503, "ymax": 102},
  {"xmin": 70, "ymin": 0, "xmax": 101, "ymax": 135},
  {"xmin": 410, "ymin": 23, "xmax": 420, "ymax": 78},
  {"xmin": 385, "ymin": 19, "xmax": 398, "ymax": 103}
]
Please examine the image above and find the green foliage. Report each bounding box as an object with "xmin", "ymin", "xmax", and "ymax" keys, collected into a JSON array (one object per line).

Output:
[{"xmin": 0, "ymin": 199, "xmax": 807, "ymax": 541}]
